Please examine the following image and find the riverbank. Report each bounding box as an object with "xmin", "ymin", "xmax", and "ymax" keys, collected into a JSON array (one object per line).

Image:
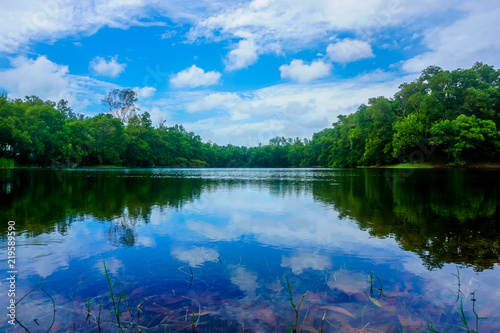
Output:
[
  {"xmin": 376, "ymin": 162, "xmax": 500, "ymax": 169},
  {"xmin": 79, "ymin": 164, "xmax": 128, "ymax": 169}
]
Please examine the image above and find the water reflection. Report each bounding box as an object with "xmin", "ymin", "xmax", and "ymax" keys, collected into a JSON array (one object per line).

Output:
[
  {"xmin": 311, "ymin": 169, "xmax": 500, "ymax": 271},
  {"xmin": 2, "ymin": 169, "xmax": 498, "ymax": 271},
  {"xmin": 1, "ymin": 168, "xmax": 499, "ymax": 332}
]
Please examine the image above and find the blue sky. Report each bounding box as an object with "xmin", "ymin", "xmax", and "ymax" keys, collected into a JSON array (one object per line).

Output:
[{"xmin": 0, "ymin": 0, "xmax": 499, "ymax": 146}]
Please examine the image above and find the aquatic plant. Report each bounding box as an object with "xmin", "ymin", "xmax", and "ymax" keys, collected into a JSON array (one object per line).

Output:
[
  {"xmin": 103, "ymin": 260, "xmax": 130, "ymax": 332},
  {"xmin": 451, "ymin": 266, "xmax": 465, "ymax": 302},
  {"xmin": 9, "ymin": 262, "xmax": 496, "ymax": 332},
  {"xmin": 457, "ymin": 299, "xmax": 474, "ymax": 332},
  {"xmin": 285, "ymin": 275, "xmax": 308, "ymax": 333},
  {"xmin": 369, "ymin": 270, "xmax": 393, "ymax": 299}
]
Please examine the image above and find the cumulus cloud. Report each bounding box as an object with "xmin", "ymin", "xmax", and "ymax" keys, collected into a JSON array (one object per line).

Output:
[
  {"xmin": 0, "ymin": 0, "xmax": 476, "ymax": 76},
  {"xmin": 134, "ymin": 104, "xmax": 172, "ymax": 128},
  {"xmin": 188, "ymin": 0, "xmax": 458, "ymax": 66},
  {"xmin": 0, "ymin": 55, "xmax": 116, "ymax": 109},
  {"xmin": 90, "ymin": 56, "xmax": 127, "ymax": 77},
  {"xmin": 170, "ymin": 65, "xmax": 221, "ymax": 88},
  {"xmin": 186, "ymin": 92, "xmax": 240, "ymax": 112},
  {"xmin": 175, "ymin": 70, "xmax": 411, "ymax": 145},
  {"xmin": 133, "ymin": 86, "xmax": 157, "ymax": 98},
  {"xmin": 0, "ymin": 56, "xmax": 69, "ymax": 100},
  {"xmin": 279, "ymin": 59, "xmax": 331, "ymax": 82},
  {"xmin": 225, "ymin": 39, "xmax": 259, "ymax": 71},
  {"xmin": 0, "ymin": 0, "xmax": 467, "ymax": 77},
  {"xmin": 326, "ymin": 39, "xmax": 374, "ymax": 64}
]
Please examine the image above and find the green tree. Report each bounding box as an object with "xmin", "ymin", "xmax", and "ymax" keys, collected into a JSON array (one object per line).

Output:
[
  {"xmin": 430, "ymin": 114, "xmax": 500, "ymax": 164},
  {"xmin": 392, "ymin": 113, "xmax": 426, "ymax": 161}
]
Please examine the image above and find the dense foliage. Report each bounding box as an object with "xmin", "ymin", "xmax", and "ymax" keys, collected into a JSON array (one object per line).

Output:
[
  {"xmin": 1, "ymin": 62, "xmax": 499, "ymax": 168},
  {"xmin": 320, "ymin": 62, "xmax": 500, "ymax": 166}
]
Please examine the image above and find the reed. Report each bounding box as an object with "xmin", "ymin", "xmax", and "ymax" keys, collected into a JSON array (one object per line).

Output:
[
  {"xmin": 103, "ymin": 260, "xmax": 131, "ymax": 332},
  {"xmin": 457, "ymin": 299, "xmax": 472, "ymax": 332},
  {"xmin": 285, "ymin": 275, "xmax": 308, "ymax": 333},
  {"xmin": 451, "ymin": 266, "xmax": 465, "ymax": 302}
]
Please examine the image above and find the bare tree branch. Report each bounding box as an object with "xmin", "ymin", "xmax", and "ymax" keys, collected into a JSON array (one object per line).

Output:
[{"xmin": 101, "ymin": 89, "xmax": 138, "ymax": 123}]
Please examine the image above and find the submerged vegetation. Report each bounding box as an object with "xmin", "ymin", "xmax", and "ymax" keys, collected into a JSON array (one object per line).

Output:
[
  {"xmin": 13, "ymin": 261, "xmax": 487, "ymax": 332},
  {"xmin": 1, "ymin": 63, "xmax": 500, "ymax": 168}
]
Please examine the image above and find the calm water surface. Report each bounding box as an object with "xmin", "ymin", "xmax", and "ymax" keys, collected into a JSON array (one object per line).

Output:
[{"xmin": 1, "ymin": 168, "xmax": 499, "ymax": 332}]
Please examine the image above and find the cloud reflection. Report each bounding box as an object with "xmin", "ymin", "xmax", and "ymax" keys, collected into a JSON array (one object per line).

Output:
[
  {"xmin": 229, "ymin": 265, "xmax": 259, "ymax": 300},
  {"xmin": 171, "ymin": 246, "xmax": 220, "ymax": 267},
  {"xmin": 281, "ymin": 252, "xmax": 332, "ymax": 274}
]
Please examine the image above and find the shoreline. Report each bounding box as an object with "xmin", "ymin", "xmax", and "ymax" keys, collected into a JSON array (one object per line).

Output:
[
  {"xmin": 3, "ymin": 162, "xmax": 500, "ymax": 170},
  {"xmin": 372, "ymin": 162, "xmax": 500, "ymax": 169}
]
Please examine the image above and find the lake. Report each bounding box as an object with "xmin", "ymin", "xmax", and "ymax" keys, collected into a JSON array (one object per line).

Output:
[{"xmin": 1, "ymin": 168, "xmax": 499, "ymax": 332}]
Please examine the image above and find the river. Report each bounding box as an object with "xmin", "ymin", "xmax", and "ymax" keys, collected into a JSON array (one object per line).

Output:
[{"xmin": 1, "ymin": 168, "xmax": 499, "ymax": 332}]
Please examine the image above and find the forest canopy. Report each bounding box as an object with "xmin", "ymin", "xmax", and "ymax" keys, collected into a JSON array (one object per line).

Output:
[{"xmin": 1, "ymin": 62, "xmax": 499, "ymax": 168}]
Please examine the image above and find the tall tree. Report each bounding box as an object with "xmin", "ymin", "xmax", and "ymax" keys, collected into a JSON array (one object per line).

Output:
[{"xmin": 101, "ymin": 89, "xmax": 138, "ymax": 123}]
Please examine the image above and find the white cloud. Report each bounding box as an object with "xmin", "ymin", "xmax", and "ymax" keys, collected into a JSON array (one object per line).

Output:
[
  {"xmin": 326, "ymin": 39, "xmax": 374, "ymax": 64},
  {"xmin": 0, "ymin": 0, "xmax": 474, "ymax": 77},
  {"xmin": 187, "ymin": 0, "xmax": 459, "ymax": 66},
  {"xmin": 133, "ymin": 86, "xmax": 156, "ymax": 98},
  {"xmin": 279, "ymin": 59, "xmax": 331, "ymax": 82},
  {"xmin": 0, "ymin": 56, "xmax": 69, "ymax": 101},
  {"xmin": 186, "ymin": 92, "xmax": 240, "ymax": 112},
  {"xmin": 160, "ymin": 29, "xmax": 177, "ymax": 39},
  {"xmin": 0, "ymin": 0, "xmax": 469, "ymax": 80},
  {"xmin": 0, "ymin": 55, "xmax": 116, "ymax": 109},
  {"xmin": 170, "ymin": 65, "xmax": 221, "ymax": 88},
  {"xmin": 175, "ymin": 70, "xmax": 413, "ymax": 145},
  {"xmin": 0, "ymin": 0, "xmax": 169, "ymax": 53},
  {"xmin": 250, "ymin": 0, "xmax": 274, "ymax": 10},
  {"xmin": 90, "ymin": 56, "xmax": 127, "ymax": 77},
  {"xmin": 0, "ymin": 0, "xmax": 460, "ymax": 55},
  {"xmin": 402, "ymin": 1, "xmax": 500, "ymax": 72},
  {"xmin": 134, "ymin": 104, "xmax": 172, "ymax": 127},
  {"xmin": 225, "ymin": 39, "xmax": 259, "ymax": 71}
]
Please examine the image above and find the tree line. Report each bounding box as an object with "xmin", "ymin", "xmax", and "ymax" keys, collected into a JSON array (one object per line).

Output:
[
  {"xmin": 1, "ymin": 62, "xmax": 499, "ymax": 168},
  {"xmin": 323, "ymin": 62, "xmax": 500, "ymax": 166}
]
